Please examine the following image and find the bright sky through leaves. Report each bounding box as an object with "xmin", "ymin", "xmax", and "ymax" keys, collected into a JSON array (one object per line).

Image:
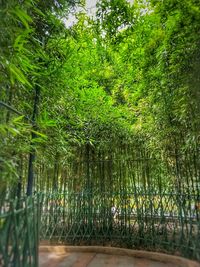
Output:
[{"xmin": 64, "ymin": 0, "xmax": 134, "ymax": 27}]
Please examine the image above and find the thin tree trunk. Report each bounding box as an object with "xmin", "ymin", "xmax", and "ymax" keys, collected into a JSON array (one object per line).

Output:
[{"xmin": 27, "ymin": 85, "xmax": 40, "ymax": 196}]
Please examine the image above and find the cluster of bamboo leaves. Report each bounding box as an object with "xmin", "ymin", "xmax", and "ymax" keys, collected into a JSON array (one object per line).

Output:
[{"xmin": 0, "ymin": 0, "xmax": 200, "ymax": 197}]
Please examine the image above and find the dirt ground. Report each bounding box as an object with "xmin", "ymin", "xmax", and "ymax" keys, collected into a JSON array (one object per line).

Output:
[{"xmin": 39, "ymin": 251, "xmax": 178, "ymax": 267}]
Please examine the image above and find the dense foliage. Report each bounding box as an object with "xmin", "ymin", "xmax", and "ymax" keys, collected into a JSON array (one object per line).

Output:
[{"xmin": 0, "ymin": 0, "xmax": 200, "ymax": 197}]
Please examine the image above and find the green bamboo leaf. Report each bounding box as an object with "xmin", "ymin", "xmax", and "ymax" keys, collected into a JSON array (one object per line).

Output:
[
  {"xmin": 9, "ymin": 64, "xmax": 32, "ymax": 87},
  {"xmin": 12, "ymin": 116, "xmax": 24, "ymax": 123},
  {"xmin": 0, "ymin": 125, "xmax": 7, "ymax": 135},
  {"xmin": 33, "ymin": 6, "xmax": 45, "ymax": 17},
  {"xmin": 14, "ymin": 30, "xmax": 31, "ymax": 50},
  {"xmin": 7, "ymin": 127, "xmax": 21, "ymax": 136},
  {"xmin": 31, "ymin": 137, "xmax": 47, "ymax": 144},
  {"xmin": 31, "ymin": 129, "xmax": 47, "ymax": 139},
  {"xmin": 12, "ymin": 7, "xmax": 32, "ymax": 29}
]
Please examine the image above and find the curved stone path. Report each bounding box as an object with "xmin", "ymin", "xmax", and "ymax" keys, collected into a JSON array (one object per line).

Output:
[{"xmin": 39, "ymin": 246, "xmax": 200, "ymax": 267}]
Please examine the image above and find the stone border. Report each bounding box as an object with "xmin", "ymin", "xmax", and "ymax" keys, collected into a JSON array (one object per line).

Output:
[{"xmin": 39, "ymin": 245, "xmax": 200, "ymax": 267}]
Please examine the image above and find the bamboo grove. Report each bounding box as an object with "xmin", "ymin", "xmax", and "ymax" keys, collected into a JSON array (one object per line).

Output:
[
  {"xmin": 0, "ymin": 0, "xmax": 200, "ymax": 204},
  {"xmin": 1, "ymin": 0, "xmax": 200, "ymax": 263}
]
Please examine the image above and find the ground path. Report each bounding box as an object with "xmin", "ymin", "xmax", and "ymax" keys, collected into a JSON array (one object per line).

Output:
[
  {"xmin": 39, "ymin": 246, "xmax": 200, "ymax": 267},
  {"xmin": 39, "ymin": 251, "xmax": 176, "ymax": 267}
]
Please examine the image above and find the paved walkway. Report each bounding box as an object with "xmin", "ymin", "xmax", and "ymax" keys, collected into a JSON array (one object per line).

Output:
[{"xmin": 39, "ymin": 251, "xmax": 176, "ymax": 267}]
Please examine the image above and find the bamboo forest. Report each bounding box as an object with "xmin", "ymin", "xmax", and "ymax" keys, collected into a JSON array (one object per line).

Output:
[{"xmin": 0, "ymin": 0, "xmax": 200, "ymax": 266}]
